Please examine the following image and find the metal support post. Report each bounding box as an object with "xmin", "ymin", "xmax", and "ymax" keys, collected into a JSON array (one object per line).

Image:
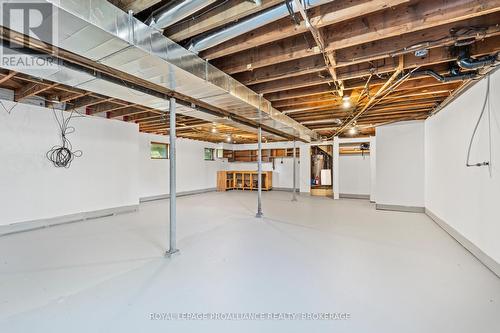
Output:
[
  {"xmin": 256, "ymin": 125, "xmax": 263, "ymax": 218},
  {"xmin": 292, "ymin": 139, "xmax": 298, "ymax": 201},
  {"xmin": 166, "ymin": 97, "xmax": 179, "ymax": 257}
]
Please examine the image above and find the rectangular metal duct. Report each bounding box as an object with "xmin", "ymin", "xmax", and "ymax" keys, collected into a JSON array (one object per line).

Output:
[
  {"xmin": 0, "ymin": 0, "xmax": 317, "ymax": 142},
  {"xmin": 0, "ymin": 44, "xmax": 286, "ymax": 141}
]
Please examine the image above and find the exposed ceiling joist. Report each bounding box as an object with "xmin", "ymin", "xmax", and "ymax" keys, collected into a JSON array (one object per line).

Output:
[
  {"xmin": 164, "ymin": 0, "xmax": 283, "ymax": 41},
  {"xmin": 202, "ymin": 0, "xmax": 409, "ymax": 60},
  {"xmin": 0, "ymin": 71, "xmax": 17, "ymax": 84},
  {"xmin": 212, "ymin": 0, "xmax": 500, "ymax": 74}
]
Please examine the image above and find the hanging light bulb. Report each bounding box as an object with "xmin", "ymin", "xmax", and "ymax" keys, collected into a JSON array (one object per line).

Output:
[
  {"xmin": 348, "ymin": 126, "xmax": 358, "ymax": 135},
  {"xmin": 342, "ymin": 95, "xmax": 351, "ymax": 109},
  {"xmin": 211, "ymin": 126, "xmax": 217, "ymax": 133},
  {"xmin": 226, "ymin": 135, "xmax": 232, "ymax": 142}
]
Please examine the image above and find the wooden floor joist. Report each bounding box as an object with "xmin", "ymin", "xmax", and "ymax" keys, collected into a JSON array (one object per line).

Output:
[{"xmin": 2, "ymin": 0, "xmax": 499, "ymax": 139}]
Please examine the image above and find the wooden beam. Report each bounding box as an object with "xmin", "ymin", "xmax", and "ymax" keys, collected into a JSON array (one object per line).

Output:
[
  {"xmin": 323, "ymin": 0, "xmax": 500, "ymax": 53},
  {"xmin": 292, "ymin": 0, "xmax": 344, "ymax": 96},
  {"xmin": 251, "ymin": 37, "xmax": 500, "ymax": 95},
  {"xmin": 212, "ymin": 0, "xmax": 500, "ymax": 74},
  {"xmin": 251, "ymin": 71, "xmax": 331, "ymax": 94},
  {"xmin": 279, "ymin": 94, "xmax": 449, "ymax": 114},
  {"xmin": 87, "ymin": 102, "xmax": 136, "ymax": 115},
  {"xmin": 233, "ymin": 54, "xmax": 326, "ymax": 85},
  {"xmin": 283, "ymin": 75, "xmax": 458, "ymax": 102},
  {"xmin": 66, "ymin": 96, "xmax": 114, "ymax": 111},
  {"xmin": 108, "ymin": 107, "xmax": 152, "ymax": 118},
  {"xmin": 335, "ymin": 60, "xmax": 404, "ymax": 135},
  {"xmin": 0, "ymin": 71, "xmax": 17, "ymax": 84},
  {"xmin": 164, "ymin": 0, "xmax": 283, "ymax": 42},
  {"xmin": 233, "ymin": 26, "xmax": 500, "ymax": 85},
  {"xmin": 14, "ymin": 82, "xmax": 58, "ymax": 101},
  {"xmin": 202, "ymin": 0, "xmax": 409, "ymax": 60},
  {"xmin": 271, "ymin": 80, "xmax": 458, "ymax": 107},
  {"xmin": 335, "ymin": 14, "xmax": 500, "ymax": 67},
  {"xmin": 57, "ymin": 91, "xmax": 92, "ymax": 103},
  {"xmin": 288, "ymin": 100, "xmax": 441, "ymax": 119}
]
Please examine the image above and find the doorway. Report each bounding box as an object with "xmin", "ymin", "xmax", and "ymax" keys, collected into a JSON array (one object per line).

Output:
[{"xmin": 310, "ymin": 145, "xmax": 333, "ymax": 196}]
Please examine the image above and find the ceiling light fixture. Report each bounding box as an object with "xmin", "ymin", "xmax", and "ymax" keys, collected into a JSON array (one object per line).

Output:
[{"xmin": 348, "ymin": 126, "xmax": 357, "ymax": 135}]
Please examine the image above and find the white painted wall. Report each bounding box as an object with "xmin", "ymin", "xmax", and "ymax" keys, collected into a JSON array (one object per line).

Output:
[
  {"xmin": 333, "ymin": 137, "xmax": 373, "ymax": 199},
  {"xmin": 299, "ymin": 145, "xmax": 311, "ymax": 193},
  {"xmin": 137, "ymin": 133, "xmax": 223, "ymax": 198},
  {"xmin": 425, "ymin": 70, "xmax": 500, "ymax": 263},
  {"xmin": 0, "ymin": 99, "xmax": 228, "ymax": 225},
  {"xmin": 0, "ymin": 100, "xmax": 139, "ymax": 225},
  {"xmin": 369, "ymin": 136, "xmax": 377, "ymax": 202},
  {"xmin": 339, "ymin": 153, "xmax": 371, "ymax": 196},
  {"xmin": 375, "ymin": 120, "xmax": 425, "ymax": 207}
]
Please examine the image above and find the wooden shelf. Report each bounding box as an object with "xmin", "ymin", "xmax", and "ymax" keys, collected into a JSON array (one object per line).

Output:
[
  {"xmin": 339, "ymin": 148, "xmax": 370, "ymax": 155},
  {"xmin": 217, "ymin": 171, "xmax": 273, "ymax": 191},
  {"xmin": 223, "ymin": 148, "xmax": 299, "ymax": 162}
]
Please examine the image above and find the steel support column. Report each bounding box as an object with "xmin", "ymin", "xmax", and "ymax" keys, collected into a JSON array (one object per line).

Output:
[
  {"xmin": 166, "ymin": 97, "xmax": 179, "ymax": 257},
  {"xmin": 256, "ymin": 125, "xmax": 263, "ymax": 218},
  {"xmin": 292, "ymin": 139, "xmax": 298, "ymax": 201}
]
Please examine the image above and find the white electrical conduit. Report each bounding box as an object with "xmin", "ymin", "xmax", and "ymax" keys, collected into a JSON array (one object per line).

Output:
[{"xmin": 466, "ymin": 74, "xmax": 493, "ymax": 176}]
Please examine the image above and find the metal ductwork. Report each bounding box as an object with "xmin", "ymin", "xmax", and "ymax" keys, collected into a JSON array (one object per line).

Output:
[
  {"xmin": 457, "ymin": 53, "xmax": 499, "ymax": 70},
  {"xmin": 411, "ymin": 70, "xmax": 478, "ymax": 83},
  {"xmin": 0, "ymin": 43, "xmax": 287, "ymax": 140},
  {"xmin": 188, "ymin": 0, "xmax": 334, "ymax": 54},
  {"xmin": 146, "ymin": 0, "xmax": 217, "ymax": 30},
  {"xmin": 0, "ymin": 0, "xmax": 317, "ymax": 141}
]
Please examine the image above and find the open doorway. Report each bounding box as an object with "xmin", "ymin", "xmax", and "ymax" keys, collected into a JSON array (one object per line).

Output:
[
  {"xmin": 338, "ymin": 141, "xmax": 371, "ymax": 199},
  {"xmin": 310, "ymin": 145, "xmax": 333, "ymax": 196}
]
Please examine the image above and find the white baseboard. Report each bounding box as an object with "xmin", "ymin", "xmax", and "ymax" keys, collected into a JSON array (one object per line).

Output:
[
  {"xmin": 376, "ymin": 203, "xmax": 425, "ymax": 213},
  {"xmin": 340, "ymin": 193, "xmax": 370, "ymax": 200},
  {"xmin": 0, "ymin": 204, "xmax": 139, "ymax": 237},
  {"xmin": 273, "ymin": 187, "xmax": 300, "ymax": 192},
  {"xmin": 140, "ymin": 188, "xmax": 216, "ymax": 202},
  {"xmin": 425, "ymin": 209, "xmax": 500, "ymax": 278}
]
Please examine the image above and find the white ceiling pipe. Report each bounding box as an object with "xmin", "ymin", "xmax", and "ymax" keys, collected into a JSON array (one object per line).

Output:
[
  {"xmin": 147, "ymin": 0, "xmax": 217, "ymax": 30},
  {"xmin": 188, "ymin": 0, "xmax": 334, "ymax": 54}
]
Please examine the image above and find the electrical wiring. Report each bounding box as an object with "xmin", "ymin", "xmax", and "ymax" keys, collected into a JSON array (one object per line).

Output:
[
  {"xmin": 395, "ymin": 26, "xmax": 488, "ymax": 56},
  {"xmin": 285, "ymin": 0, "xmax": 300, "ymax": 26},
  {"xmin": 46, "ymin": 107, "xmax": 84, "ymax": 168},
  {"xmin": 465, "ymin": 74, "xmax": 492, "ymax": 169}
]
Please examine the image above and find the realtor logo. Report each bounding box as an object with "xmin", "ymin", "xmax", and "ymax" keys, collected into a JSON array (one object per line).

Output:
[{"xmin": 0, "ymin": 0, "xmax": 59, "ymax": 71}]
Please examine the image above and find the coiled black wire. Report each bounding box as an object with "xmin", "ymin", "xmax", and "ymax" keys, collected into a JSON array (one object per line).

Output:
[{"xmin": 46, "ymin": 107, "xmax": 83, "ymax": 168}]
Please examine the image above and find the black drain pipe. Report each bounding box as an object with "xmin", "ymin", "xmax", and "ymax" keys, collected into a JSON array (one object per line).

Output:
[
  {"xmin": 457, "ymin": 53, "xmax": 499, "ymax": 70},
  {"xmin": 410, "ymin": 69, "xmax": 478, "ymax": 83}
]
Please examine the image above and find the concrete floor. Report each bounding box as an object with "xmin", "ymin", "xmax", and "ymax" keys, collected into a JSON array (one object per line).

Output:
[{"xmin": 0, "ymin": 191, "xmax": 499, "ymax": 332}]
